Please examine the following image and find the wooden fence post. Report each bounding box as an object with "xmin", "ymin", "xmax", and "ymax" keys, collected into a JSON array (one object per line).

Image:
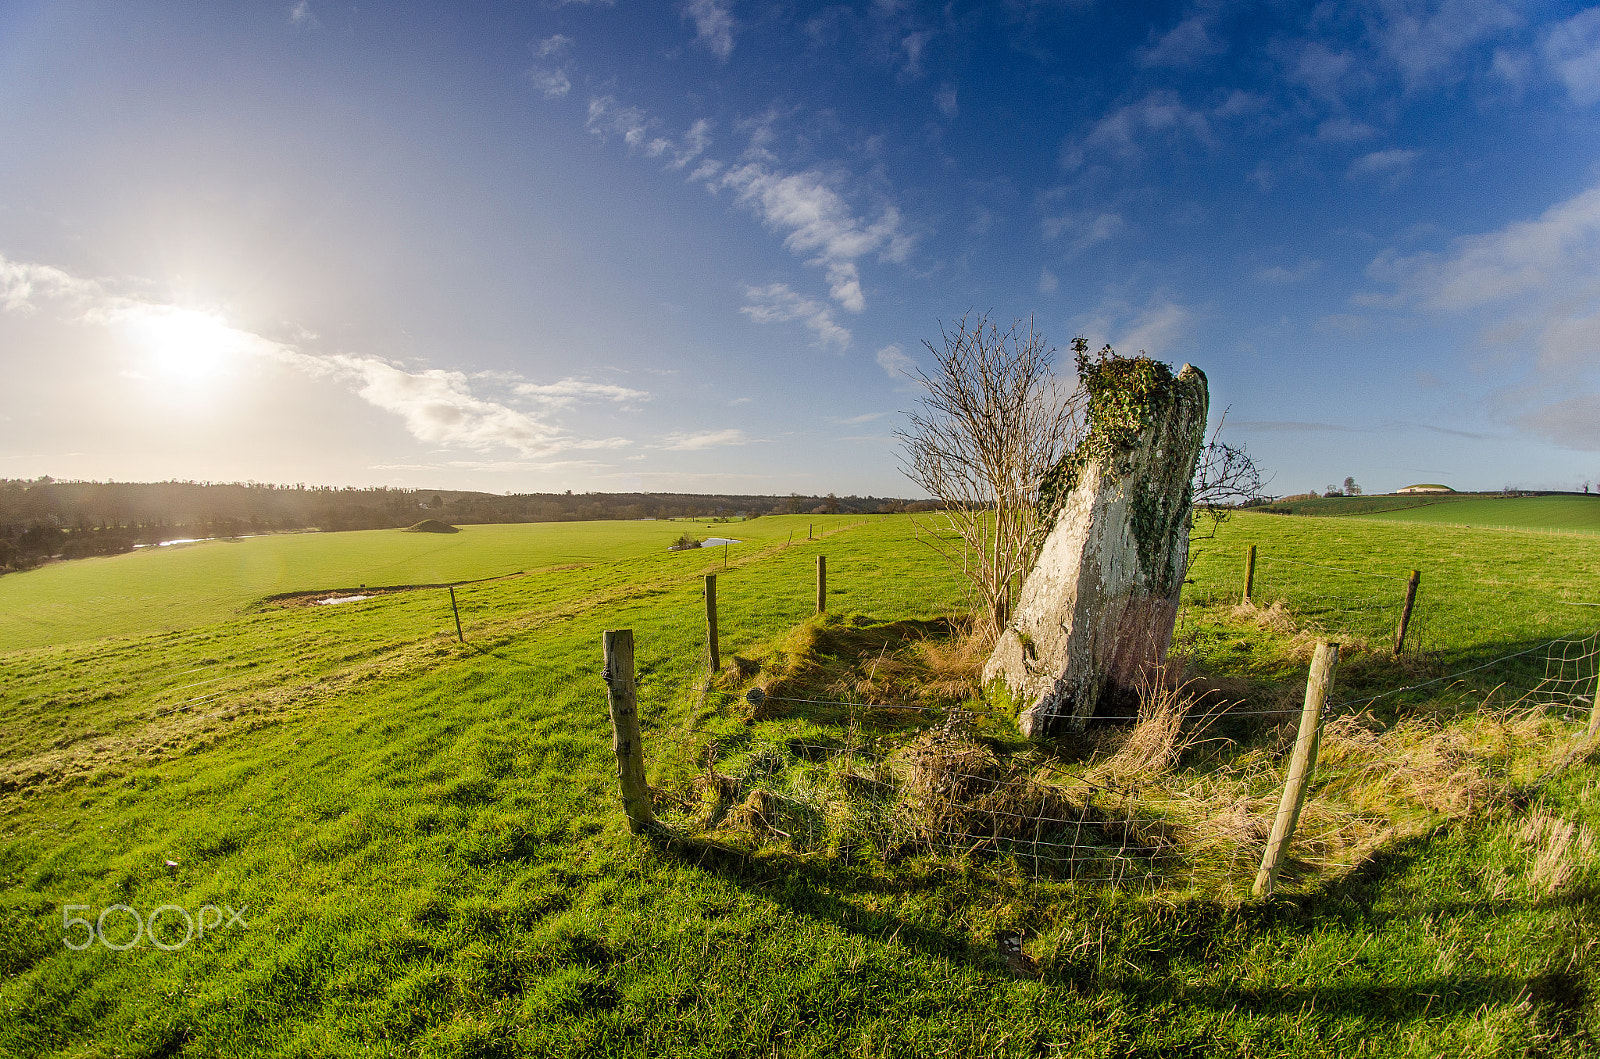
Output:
[
  {"xmin": 1588, "ymin": 671, "xmax": 1600, "ymax": 740},
  {"xmin": 448, "ymin": 586, "xmax": 464, "ymax": 643},
  {"xmin": 1393, "ymin": 569, "xmax": 1421, "ymax": 656},
  {"xmin": 704, "ymin": 574, "xmax": 720, "ymax": 673},
  {"xmin": 1254, "ymin": 641, "xmax": 1339, "ymax": 898},
  {"xmin": 602, "ymin": 630, "xmax": 656, "ymax": 834},
  {"xmin": 816, "ymin": 555, "xmax": 827, "ymax": 614},
  {"xmin": 1243, "ymin": 544, "xmax": 1257, "ymax": 603}
]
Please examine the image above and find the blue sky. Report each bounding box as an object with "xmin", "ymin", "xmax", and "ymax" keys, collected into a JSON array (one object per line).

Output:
[{"xmin": 2, "ymin": 0, "xmax": 1599, "ymax": 497}]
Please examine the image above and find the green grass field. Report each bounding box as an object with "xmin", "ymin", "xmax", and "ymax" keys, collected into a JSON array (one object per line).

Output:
[
  {"xmin": 1, "ymin": 512, "xmax": 1596, "ymax": 1056},
  {"xmin": 1350, "ymin": 495, "xmax": 1600, "ymax": 534},
  {"xmin": 0, "ymin": 517, "xmax": 820, "ymax": 653},
  {"xmin": 1256, "ymin": 492, "xmax": 1600, "ymax": 534}
]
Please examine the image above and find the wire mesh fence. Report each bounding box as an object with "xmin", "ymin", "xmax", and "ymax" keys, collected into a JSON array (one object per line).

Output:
[{"xmin": 1332, "ymin": 628, "xmax": 1600, "ymax": 724}]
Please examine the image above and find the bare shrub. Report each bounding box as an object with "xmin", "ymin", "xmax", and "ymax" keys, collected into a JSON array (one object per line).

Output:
[{"xmin": 896, "ymin": 312, "xmax": 1083, "ymax": 637}]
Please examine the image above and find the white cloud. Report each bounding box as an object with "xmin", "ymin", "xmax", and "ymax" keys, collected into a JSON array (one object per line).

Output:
[
  {"xmin": 586, "ymin": 96, "xmax": 655, "ymax": 151},
  {"xmin": 662, "ymin": 428, "xmax": 746, "ymax": 450},
  {"xmin": 1348, "ymin": 147, "xmax": 1419, "ymax": 179},
  {"xmin": 1542, "ymin": 7, "xmax": 1600, "ymax": 106},
  {"xmin": 1369, "ymin": 182, "xmax": 1600, "ymax": 448},
  {"xmin": 901, "ymin": 30, "xmax": 933, "ymax": 76},
  {"xmin": 344, "ymin": 362, "xmax": 571, "ymax": 456},
  {"xmin": 1114, "ymin": 302, "xmax": 1192, "ymax": 356},
  {"xmin": 1063, "ymin": 91, "xmax": 1211, "ymax": 169},
  {"xmin": 669, "ymin": 119, "xmax": 713, "ymax": 170},
  {"xmin": 289, "ymin": 1, "xmax": 318, "ymax": 29},
  {"xmin": 1038, "ymin": 267, "xmax": 1058, "ymax": 295},
  {"xmin": 513, "ymin": 379, "xmax": 650, "ymax": 407},
  {"xmin": 715, "ymin": 163, "xmax": 908, "ymax": 311},
  {"xmin": 936, "ymin": 83, "xmax": 958, "ymax": 118},
  {"xmin": 1139, "ymin": 15, "xmax": 1225, "ymax": 68},
  {"xmin": 0, "ymin": 256, "xmax": 93, "ymax": 311},
  {"xmin": 1367, "ymin": 0, "xmax": 1521, "ymax": 91},
  {"xmin": 0, "ymin": 253, "xmax": 637, "ymax": 459},
  {"xmin": 535, "ymin": 34, "xmax": 573, "ymax": 59},
  {"xmin": 875, "ymin": 343, "xmax": 916, "ymax": 378},
  {"xmin": 531, "ymin": 68, "xmax": 571, "ymax": 99},
  {"xmin": 1254, "ymin": 259, "xmax": 1321, "ymax": 284},
  {"xmin": 1316, "ymin": 117, "xmax": 1378, "ymax": 142},
  {"xmin": 1040, "ymin": 211, "xmax": 1126, "ymax": 255},
  {"xmin": 1371, "ymin": 184, "xmax": 1600, "ymax": 312},
  {"xmin": 683, "ymin": 0, "xmax": 735, "ymax": 61},
  {"xmin": 740, "ymin": 283, "xmax": 851, "ymax": 350},
  {"xmin": 582, "ymin": 95, "xmax": 907, "ymax": 311},
  {"xmin": 1282, "ymin": 41, "xmax": 1365, "ymax": 105}
]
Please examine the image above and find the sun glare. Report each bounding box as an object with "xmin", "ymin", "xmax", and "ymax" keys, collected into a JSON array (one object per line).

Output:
[{"xmin": 120, "ymin": 305, "xmax": 248, "ymax": 385}]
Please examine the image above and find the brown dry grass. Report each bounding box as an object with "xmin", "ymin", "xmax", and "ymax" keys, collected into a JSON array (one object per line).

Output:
[{"xmin": 1518, "ymin": 810, "xmax": 1597, "ymax": 896}]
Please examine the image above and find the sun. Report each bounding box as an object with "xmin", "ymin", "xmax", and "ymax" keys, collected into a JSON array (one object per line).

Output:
[{"xmin": 120, "ymin": 305, "xmax": 246, "ymax": 384}]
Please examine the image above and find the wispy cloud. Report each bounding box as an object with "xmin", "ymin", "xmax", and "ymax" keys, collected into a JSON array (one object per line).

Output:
[
  {"xmin": 288, "ymin": 1, "xmax": 318, "ymax": 29},
  {"xmin": 1230, "ymin": 420, "xmax": 1358, "ymax": 433},
  {"xmin": 740, "ymin": 282, "xmax": 851, "ymax": 349},
  {"xmin": 1542, "ymin": 7, "xmax": 1600, "ymax": 106},
  {"xmin": 1062, "ymin": 90, "xmax": 1211, "ymax": 170},
  {"xmin": 661, "ymin": 428, "xmax": 747, "ymax": 450},
  {"xmin": 529, "ymin": 35, "xmax": 574, "ymax": 99},
  {"xmin": 683, "ymin": 0, "xmax": 735, "ymax": 61},
  {"xmin": 1139, "ymin": 13, "xmax": 1225, "ymax": 68},
  {"xmin": 1254, "ymin": 259, "xmax": 1321, "ymax": 284},
  {"xmin": 716, "ymin": 164, "xmax": 908, "ymax": 311},
  {"xmin": 513, "ymin": 379, "xmax": 650, "ymax": 407},
  {"xmin": 875, "ymin": 342, "xmax": 916, "ymax": 379},
  {"xmin": 1040, "ymin": 210, "xmax": 1125, "ymax": 255},
  {"xmin": 0, "ymin": 257, "xmax": 93, "ymax": 311},
  {"xmin": 1116, "ymin": 301, "xmax": 1193, "ymax": 356},
  {"xmin": 1367, "ymin": 0, "xmax": 1521, "ymax": 92},
  {"xmin": 1348, "ymin": 147, "xmax": 1419, "ymax": 180},
  {"xmin": 1316, "ymin": 117, "xmax": 1378, "ymax": 143},
  {"xmin": 1368, "ymin": 182, "xmax": 1600, "ymax": 448},
  {"xmin": 580, "ymin": 91, "xmax": 906, "ymax": 312},
  {"xmin": 0, "ymin": 253, "xmax": 635, "ymax": 459}
]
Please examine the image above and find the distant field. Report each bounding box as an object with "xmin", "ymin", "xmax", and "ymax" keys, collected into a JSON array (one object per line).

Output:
[
  {"xmin": 0, "ymin": 517, "xmax": 838, "ymax": 652},
  {"xmin": 1348, "ymin": 494, "xmax": 1600, "ymax": 533},
  {"xmin": 1255, "ymin": 492, "xmax": 1600, "ymax": 530}
]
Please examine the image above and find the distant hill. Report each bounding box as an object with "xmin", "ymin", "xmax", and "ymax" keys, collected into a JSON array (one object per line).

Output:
[{"xmin": 1249, "ymin": 492, "xmax": 1600, "ymax": 533}]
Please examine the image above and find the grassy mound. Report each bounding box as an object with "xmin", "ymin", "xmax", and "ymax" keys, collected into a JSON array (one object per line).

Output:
[{"xmin": 402, "ymin": 518, "xmax": 460, "ymax": 533}]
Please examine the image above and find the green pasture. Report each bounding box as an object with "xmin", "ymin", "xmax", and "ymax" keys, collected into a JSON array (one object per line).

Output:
[
  {"xmin": 1350, "ymin": 494, "xmax": 1600, "ymax": 534},
  {"xmin": 1, "ymin": 512, "xmax": 1596, "ymax": 1056},
  {"xmin": 0, "ymin": 516, "xmax": 827, "ymax": 653},
  {"xmin": 1258, "ymin": 491, "xmax": 1600, "ymax": 533}
]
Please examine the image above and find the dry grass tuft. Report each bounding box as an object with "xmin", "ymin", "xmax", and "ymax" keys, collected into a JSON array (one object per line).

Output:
[
  {"xmin": 1231, "ymin": 600, "xmax": 1298, "ymax": 636},
  {"xmin": 1518, "ymin": 811, "xmax": 1596, "ymax": 896},
  {"xmin": 1090, "ymin": 667, "xmax": 1200, "ymax": 782}
]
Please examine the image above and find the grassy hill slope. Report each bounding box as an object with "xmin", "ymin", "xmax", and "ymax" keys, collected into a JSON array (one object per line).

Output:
[{"xmin": 1350, "ymin": 494, "xmax": 1600, "ymax": 534}]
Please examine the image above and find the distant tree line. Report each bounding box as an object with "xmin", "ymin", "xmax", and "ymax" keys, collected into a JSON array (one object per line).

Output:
[{"xmin": 0, "ymin": 477, "xmax": 936, "ymax": 574}]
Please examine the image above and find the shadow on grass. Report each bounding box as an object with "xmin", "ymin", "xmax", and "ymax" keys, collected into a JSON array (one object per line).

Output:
[{"xmin": 646, "ymin": 823, "xmax": 1589, "ymax": 1028}]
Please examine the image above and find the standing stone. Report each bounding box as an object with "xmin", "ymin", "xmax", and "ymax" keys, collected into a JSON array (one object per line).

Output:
[{"xmin": 984, "ymin": 357, "xmax": 1209, "ymax": 736}]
